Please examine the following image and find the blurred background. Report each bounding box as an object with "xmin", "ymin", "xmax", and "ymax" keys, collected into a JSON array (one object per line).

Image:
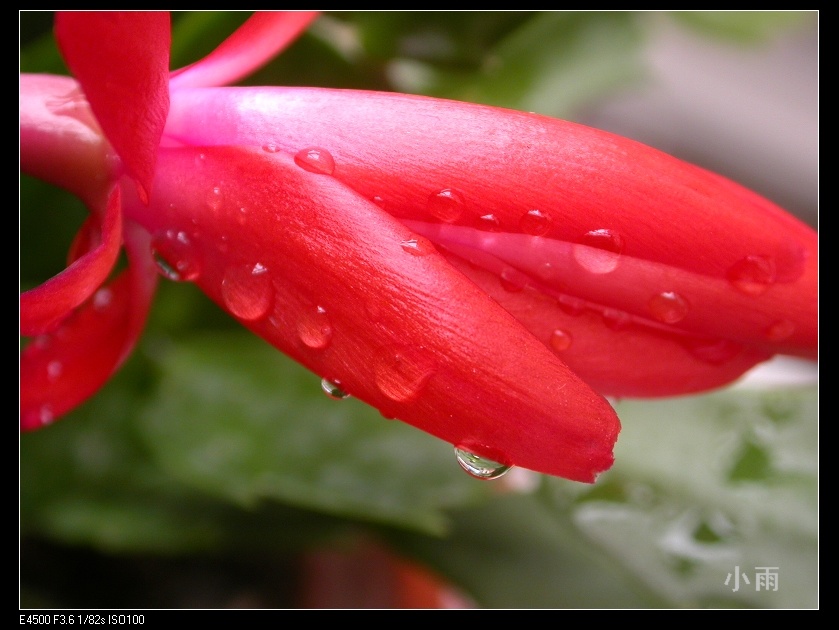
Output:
[{"xmin": 20, "ymin": 11, "xmax": 818, "ymax": 608}]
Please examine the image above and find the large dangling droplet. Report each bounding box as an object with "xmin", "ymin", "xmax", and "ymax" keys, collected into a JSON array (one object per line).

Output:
[{"xmin": 454, "ymin": 446, "xmax": 512, "ymax": 480}]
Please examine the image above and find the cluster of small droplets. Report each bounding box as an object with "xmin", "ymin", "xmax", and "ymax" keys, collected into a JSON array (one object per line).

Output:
[{"xmin": 151, "ymin": 229, "xmax": 201, "ymax": 282}]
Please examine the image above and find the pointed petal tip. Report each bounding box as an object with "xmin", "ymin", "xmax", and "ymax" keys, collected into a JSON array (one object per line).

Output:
[{"xmin": 55, "ymin": 12, "xmax": 171, "ymax": 197}]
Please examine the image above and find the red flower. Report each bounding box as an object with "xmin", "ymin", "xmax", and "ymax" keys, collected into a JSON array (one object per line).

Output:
[{"xmin": 19, "ymin": 12, "xmax": 817, "ymax": 482}]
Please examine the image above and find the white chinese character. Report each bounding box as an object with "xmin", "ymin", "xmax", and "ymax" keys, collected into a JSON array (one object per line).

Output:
[
  {"xmin": 724, "ymin": 566, "xmax": 751, "ymax": 592},
  {"xmin": 755, "ymin": 567, "xmax": 779, "ymax": 592}
]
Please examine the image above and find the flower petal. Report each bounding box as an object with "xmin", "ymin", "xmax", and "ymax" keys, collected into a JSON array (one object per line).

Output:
[
  {"xmin": 165, "ymin": 87, "xmax": 817, "ymax": 374},
  {"xmin": 169, "ymin": 11, "xmax": 320, "ymax": 90},
  {"xmin": 440, "ymin": 251, "xmax": 772, "ymax": 397},
  {"xmin": 55, "ymin": 11, "xmax": 171, "ymax": 201},
  {"xmin": 20, "ymin": 221, "xmax": 158, "ymax": 431},
  {"xmin": 20, "ymin": 185, "xmax": 122, "ymax": 336},
  {"xmin": 19, "ymin": 74, "xmax": 110, "ymax": 205},
  {"xmin": 123, "ymin": 145, "xmax": 620, "ymax": 481}
]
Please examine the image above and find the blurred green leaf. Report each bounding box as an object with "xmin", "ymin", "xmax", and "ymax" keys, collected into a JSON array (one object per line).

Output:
[
  {"xmin": 564, "ymin": 385, "xmax": 818, "ymax": 608},
  {"xmin": 671, "ymin": 11, "xmax": 810, "ymax": 43},
  {"xmin": 388, "ymin": 492, "xmax": 665, "ymax": 608},
  {"xmin": 138, "ymin": 332, "xmax": 494, "ymax": 535},
  {"xmin": 391, "ymin": 384, "xmax": 817, "ymax": 608}
]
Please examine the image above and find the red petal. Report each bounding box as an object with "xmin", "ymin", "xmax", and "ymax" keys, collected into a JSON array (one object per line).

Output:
[
  {"xmin": 19, "ymin": 74, "xmax": 111, "ymax": 204},
  {"xmin": 55, "ymin": 12, "xmax": 171, "ymax": 201},
  {"xmin": 20, "ymin": 222, "xmax": 158, "ymax": 431},
  {"xmin": 169, "ymin": 12, "xmax": 319, "ymax": 90},
  {"xmin": 442, "ymin": 253, "xmax": 771, "ymax": 397},
  {"xmin": 125, "ymin": 146, "xmax": 620, "ymax": 481},
  {"xmin": 165, "ymin": 87, "xmax": 817, "ymax": 372},
  {"xmin": 20, "ymin": 185, "xmax": 122, "ymax": 336}
]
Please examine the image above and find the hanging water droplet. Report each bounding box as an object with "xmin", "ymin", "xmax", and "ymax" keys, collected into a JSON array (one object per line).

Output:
[
  {"xmin": 550, "ymin": 329, "xmax": 572, "ymax": 351},
  {"xmin": 727, "ymin": 255, "xmax": 776, "ymax": 296},
  {"xmin": 479, "ymin": 214, "xmax": 500, "ymax": 231},
  {"xmin": 649, "ymin": 291, "xmax": 689, "ymax": 324},
  {"xmin": 221, "ymin": 263, "xmax": 274, "ymax": 321},
  {"xmin": 455, "ymin": 446, "xmax": 512, "ymax": 480},
  {"xmin": 573, "ymin": 229, "xmax": 624, "ymax": 274},
  {"xmin": 400, "ymin": 237, "xmax": 434, "ymax": 256},
  {"xmin": 151, "ymin": 230, "xmax": 201, "ymax": 282},
  {"xmin": 262, "ymin": 142, "xmax": 279, "ymax": 153},
  {"xmin": 519, "ymin": 209, "xmax": 551, "ymax": 236},
  {"xmin": 294, "ymin": 147, "xmax": 335, "ymax": 175},
  {"xmin": 298, "ymin": 305, "xmax": 333, "ymax": 350},
  {"xmin": 373, "ymin": 345, "xmax": 436, "ymax": 403},
  {"xmin": 321, "ymin": 377, "xmax": 350, "ymax": 400},
  {"xmin": 766, "ymin": 319, "xmax": 795, "ymax": 342},
  {"xmin": 426, "ymin": 188, "xmax": 464, "ymax": 223}
]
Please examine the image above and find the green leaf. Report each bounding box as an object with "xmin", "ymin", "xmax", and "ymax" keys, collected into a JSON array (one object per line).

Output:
[
  {"xmin": 671, "ymin": 11, "xmax": 810, "ymax": 43},
  {"xmin": 564, "ymin": 384, "xmax": 818, "ymax": 608},
  {"xmin": 388, "ymin": 492, "xmax": 665, "ymax": 608},
  {"xmin": 138, "ymin": 332, "xmax": 494, "ymax": 535},
  {"xmin": 400, "ymin": 12, "xmax": 645, "ymax": 119}
]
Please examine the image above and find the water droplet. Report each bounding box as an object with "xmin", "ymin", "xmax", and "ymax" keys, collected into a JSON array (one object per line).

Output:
[
  {"xmin": 558, "ymin": 295, "xmax": 586, "ymax": 316},
  {"xmin": 519, "ymin": 209, "xmax": 551, "ymax": 236},
  {"xmin": 455, "ymin": 446, "xmax": 512, "ymax": 480},
  {"xmin": 426, "ymin": 189, "xmax": 464, "ymax": 223},
  {"xmin": 683, "ymin": 338, "xmax": 742, "ymax": 365},
  {"xmin": 372, "ymin": 195, "xmax": 385, "ymax": 207},
  {"xmin": 400, "ymin": 237, "xmax": 434, "ymax": 256},
  {"xmin": 550, "ymin": 329, "xmax": 572, "ymax": 351},
  {"xmin": 35, "ymin": 404, "xmax": 55, "ymax": 426},
  {"xmin": 262, "ymin": 142, "xmax": 279, "ymax": 153},
  {"xmin": 479, "ymin": 214, "xmax": 500, "ymax": 231},
  {"xmin": 573, "ymin": 229, "xmax": 624, "ymax": 274},
  {"xmin": 766, "ymin": 320, "xmax": 795, "ymax": 342},
  {"xmin": 46, "ymin": 360, "xmax": 63, "ymax": 382},
  {"xmin": 207, "ymin": 186, "xmax": 222, "ymax": 211},
  {"xmin": 649, "ymin": 291, "xmax": 689, "ymax": 324},
  {"xmin": 602, "ymin": 308, "xmax": 631, "ymax": 330},
  {"xmin": 727, "ymin": 255, "xmax": 776, "ymax": 296},
  {"xmin": 321, "ymin": 378, "xmax": 350, "ymax": 400},
  {"xmin": 151, "ymin": 230, "xmax": 201, "ymax": 282},
  {"xmin": 298, "ymin": 305, "xmax": 333, "ymax": 350},
  {"xmin": 500, "ymin": 267, "xmax": 527, "ymax": 292},
  {"xmin": 92, "ymin": 288, "xmax": 113, "ymax": 311},
  {"xmin": 294, "ymin": 147, "xmax": 335, "ymax": 175},
  {"xmin": 221, "ymin": 263, "xmax": 274, "ymax": 321},
  {"xmin": 373, "ymin": 345, "xmax": 435, "ymax": 403}
]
